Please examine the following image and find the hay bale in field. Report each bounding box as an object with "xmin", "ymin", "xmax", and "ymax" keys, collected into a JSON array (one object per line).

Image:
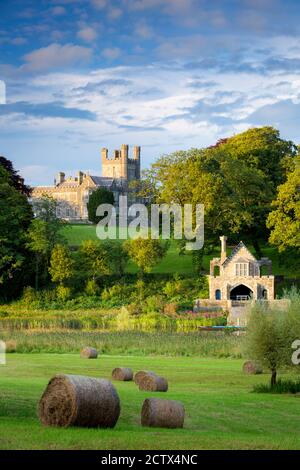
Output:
[
  {"xmin": 112, "ymin": 367, "xmax": 133, "ymax": 381},
  {"xmin": 243, "ymin": 360, "xmax": 263, "ymax": 374},
  {"xmin": 80, "ymin": 347, "xmax": 98, "ymax": 359},
  {"xmin": 139, "ymin": 374, "xmax": 168, "ymax": 392},
  {"xmin": 38, "ymin": 374, "xmax": 120, "ymax": 428},
  {"xmin": 5, "ymin": 340, "xmax": 17, "ymax": 353},
  {"xmin": 141, "ymin": 398, "xmax": 184, "ymax": 428},
  {"xmin": 134, "ymin": 370, "xmax": 157, "ymax": 386}
]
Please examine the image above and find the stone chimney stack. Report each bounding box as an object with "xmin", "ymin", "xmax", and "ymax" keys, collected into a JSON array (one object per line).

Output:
[
  {"xmin": 220, "ymin": 235, "xmax": 227, "ymax": 263},
  {"xmin": 77, "ymin": 171, "xmax": 84, "ymax": 185}
]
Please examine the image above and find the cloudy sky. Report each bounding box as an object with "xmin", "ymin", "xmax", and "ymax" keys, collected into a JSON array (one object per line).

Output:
[{"xmin": 1, "ymin": 0, "xmax": 300, "ymax": 185}]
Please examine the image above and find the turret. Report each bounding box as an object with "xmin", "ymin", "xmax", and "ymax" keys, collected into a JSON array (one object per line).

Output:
[
  {"xmin": 121, "ymin": 144, "xmax": 128, "ymax": 180},
  {"xmin": 133, "ymin": 145, "xmax": 141, "ymax": 179},
  {"xmin": 101, "ymin": 147, "xmax": 108, "ymax": 162},
  {"xmin": 56, "ymin": 172, "xmax": 65, "ymax": 185}
]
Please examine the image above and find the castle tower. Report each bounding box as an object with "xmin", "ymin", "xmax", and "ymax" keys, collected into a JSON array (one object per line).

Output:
[
  {"xmin": 133, "ymin": 146, "xmax": 141, "ymax": 179},
  {"xmin": 101, "ymin": 144, "xmax": 141, "ymax": 181}
]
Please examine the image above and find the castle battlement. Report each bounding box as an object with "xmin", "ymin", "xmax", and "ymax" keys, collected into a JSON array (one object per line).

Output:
[{"xmin": 101, "ymin": 144, "xmax": 140, "ymax": 180}]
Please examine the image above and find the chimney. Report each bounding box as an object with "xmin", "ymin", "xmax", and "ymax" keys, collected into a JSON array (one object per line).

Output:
[
  {"xmin": 220, "ymin": 235, "xmax": 227, "ymax": 262},
  {"xmin": 77, "ymin": 171, "xmax": 84, "ymax": 185}
]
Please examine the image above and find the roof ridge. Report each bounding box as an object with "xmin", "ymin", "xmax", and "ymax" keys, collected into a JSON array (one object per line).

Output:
[{"xmin": 222, "ymin": 241, "xmax": 245, "ymax": 267}]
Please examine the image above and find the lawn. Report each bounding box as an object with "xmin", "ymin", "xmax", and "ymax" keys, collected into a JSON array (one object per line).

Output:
[
  {"xmin": 0, "ymin": 353, "xmax": 300, "ymax": 450},
  {"xmin": 62, "ymin": 224, "xmax": 299, "ymax": 279}
]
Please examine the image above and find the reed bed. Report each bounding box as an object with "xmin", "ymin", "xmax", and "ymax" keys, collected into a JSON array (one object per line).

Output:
[{"xmin": 0, "ymin": 330, "xmax": 243, "ymax": 357}]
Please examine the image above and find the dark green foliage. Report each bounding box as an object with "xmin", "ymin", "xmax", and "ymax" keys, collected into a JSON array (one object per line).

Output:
[
  {"xmin": 87, "ymin": 187, "xmax": 115, "ymax": 223},
  {"xmin": 0, "ymin": 156, "xmax": 31, "ymax": 196},
  {"xmin": 0, "ymin": 165, "xmax": 33, "ymax": 300},
  {"xmin": 253, "ymin": 379, "xmax": 300, "ymax": 394}
]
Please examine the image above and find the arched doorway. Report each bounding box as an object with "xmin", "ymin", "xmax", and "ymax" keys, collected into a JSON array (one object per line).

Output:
[{"xmin": 230, "ymin": 284, "xmax": 253, "ymax": 301}]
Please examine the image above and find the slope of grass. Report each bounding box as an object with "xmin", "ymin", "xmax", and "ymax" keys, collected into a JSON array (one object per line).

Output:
[
  {"xmin": 62, "ymin": 224, "xmax": 299, "ymax": 279},
  {"xmin": 0, "ymin": 354, "xmax": 300, "ymax": 449}
]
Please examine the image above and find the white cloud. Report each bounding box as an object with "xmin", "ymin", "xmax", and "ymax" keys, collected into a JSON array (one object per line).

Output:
[
  {"xmin": 52, "ymin": 6, "xmax": 67, "ymax": 16},
  {"xmin": 91, "ymin": 0, "xmax": 107, "ymax": 9},
  {"xmin": 108, "ymin": 8, "xmax": 123, "ymax": 20},
  {"xmin": 102, "ymin": 47, "xmax": 121, "ymax": 59},
  {"xmin": 22, "ymin": 43, "xmax": 92, "ymax": 71},
  {"xmin": 135, "ymin": 22, "xmax": 154, "ymax": 39},
  {"xmin": 77, "ymin": 26, "xmax": 98, "ymax": 42}
]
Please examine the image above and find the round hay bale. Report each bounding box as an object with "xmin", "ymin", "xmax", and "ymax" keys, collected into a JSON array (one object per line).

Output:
[
  {"xmin": 38, "ymin": 374, "xmax": 120, "ymax": 428},
  {"xmin": 139, "ymin": 374, "xmax": 168, "ymax": 392},
  {"xmin": 112, "ymin": 367, "xmax": 133, "ymax": 381},
  {"xmin": 134, "ymin": 370, "xmax": 157, "ymax": 386},
  {"xmin": 80, "ymin": 347, "xmax": 98, "ymax": 359},
  {"xmin": 243, "ymin": 360, "xmax": 263, "ymax": 374},
  {"xmin": 141, "ymin": 398, "xmax": 184, "ymax": 428}
]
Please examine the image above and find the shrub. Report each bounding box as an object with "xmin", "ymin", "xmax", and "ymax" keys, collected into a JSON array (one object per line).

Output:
[
  {"xmin": 56, "ymin": 285, "xmax": 72, "ymax": 302},
  {"xmin": 21, "ymin": 286, "xmax": 38, "ymax": 306},
  {"xmin": 142, "ymin": 295, "xmax": 165, "ymax": 314},
  {"xmin": 85, "ymin": 279, "xmax": 100, "ymax": 296}
]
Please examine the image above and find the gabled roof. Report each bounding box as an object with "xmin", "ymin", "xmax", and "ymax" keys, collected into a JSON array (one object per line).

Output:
[{"xmin": 222, "ymin": 241, "xmax": 256, "ymax": 267}]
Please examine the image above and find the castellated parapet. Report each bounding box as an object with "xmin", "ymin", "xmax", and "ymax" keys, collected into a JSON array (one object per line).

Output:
[{"xmin": 101, "ymin": 144, "xmax": 141, "ymax": 181}]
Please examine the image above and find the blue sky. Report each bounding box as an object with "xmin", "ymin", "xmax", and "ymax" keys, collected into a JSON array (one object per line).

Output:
[{"xmin": 1, "ymin": 0, "xmax": 300, "ymax": 185}]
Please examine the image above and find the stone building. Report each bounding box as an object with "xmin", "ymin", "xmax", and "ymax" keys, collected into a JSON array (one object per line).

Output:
[
  {"xmin": 195, "ymin": 236, "xmax": 278, "ymax": 325},
  {"xmin": 31, "ymin": 144, "xmax": 141, "ymax": 221},
  {"xmin": 209, "ymin": 236, "xmax": 274, "ymax": 302}
]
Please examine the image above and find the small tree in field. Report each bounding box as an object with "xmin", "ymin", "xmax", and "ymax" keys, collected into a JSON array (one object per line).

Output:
[
  {"xmin": 87, "ymin": 188, "xmax": 114, "ymax": 224},
  {"xmin": 245, "ymin": 296, "xmax": 300, "ymax": 387},
  {"xmin": 246, "ymin": 306, "xmax": 286, "ymax": 386},
  {"xmin": 48, "ymin": 244, "xmax": 74, "ymax": 287},
  {"xmin": 124, "ymin": 238, "xmax": 168, "ymax": 276}
]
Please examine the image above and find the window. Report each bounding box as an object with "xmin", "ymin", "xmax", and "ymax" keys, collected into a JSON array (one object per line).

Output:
[
  {"xmin": 235, "ymin": 263, "xmax": 248, "ymax": 276},
  {"xmin": 215, "ymin": 289, "xmax": 221, "ymax": 300}
]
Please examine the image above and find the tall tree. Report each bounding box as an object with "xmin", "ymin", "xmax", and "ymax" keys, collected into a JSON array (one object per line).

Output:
[
  {"xmin": 0, "ymin": 165, "xmax": 33, "ymax": 300},
  {"xmin": 267, "ymin": 156, "xmax": 300, "ymax": 255},
  {"xmin": 48, "ymin": 244, "xmax": 74, "ymax": 286},
  {"xmin": 27, "ymin": 196, "xmax": 66, "ymax": 287},
  {"xmin": 0, "ymin": 156, "xmax": 31, "ymax": 196},
  {"xmin": 78, "ymin": 240, "xmax": 112, "ymax": 282},
  {"xmin": 124, "ymin": 238, "xmax": 168, "ymax": 276},
  {"xmin": 87, "ymin": 188, "xmax": 115, "ymax": 224}
]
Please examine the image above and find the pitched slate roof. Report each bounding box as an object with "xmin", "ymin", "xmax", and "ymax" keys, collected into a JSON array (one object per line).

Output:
[
  {"xmin": 222, "ymin": 241, "xmax": 257, "ymax": 267},
  {"xmin": 90, "ymin": 176, "xmax": 115, "ymax": 187}
]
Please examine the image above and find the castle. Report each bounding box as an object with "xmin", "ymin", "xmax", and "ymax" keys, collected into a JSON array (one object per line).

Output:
[{"xmin": 31, "ymin": 145, "xmax": 141, "ymax": 221}]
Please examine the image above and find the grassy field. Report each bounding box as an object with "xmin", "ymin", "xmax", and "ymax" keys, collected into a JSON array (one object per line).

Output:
[
  {"xmin": 62, "ymin": 224, "xmax": 299, "ymax": 279},
  {"xmin": 1, "ymin": 353, "xmax": 300, "ymax": 450}
]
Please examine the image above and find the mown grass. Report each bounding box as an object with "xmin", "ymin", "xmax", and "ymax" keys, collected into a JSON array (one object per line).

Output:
[
  {"xmin": 0, "ymin": 330, "xmax": 243, "ymax": 357},
  {"xmin": 1, "ymin": 353, "xmax": 300, "ymax": 449}
]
